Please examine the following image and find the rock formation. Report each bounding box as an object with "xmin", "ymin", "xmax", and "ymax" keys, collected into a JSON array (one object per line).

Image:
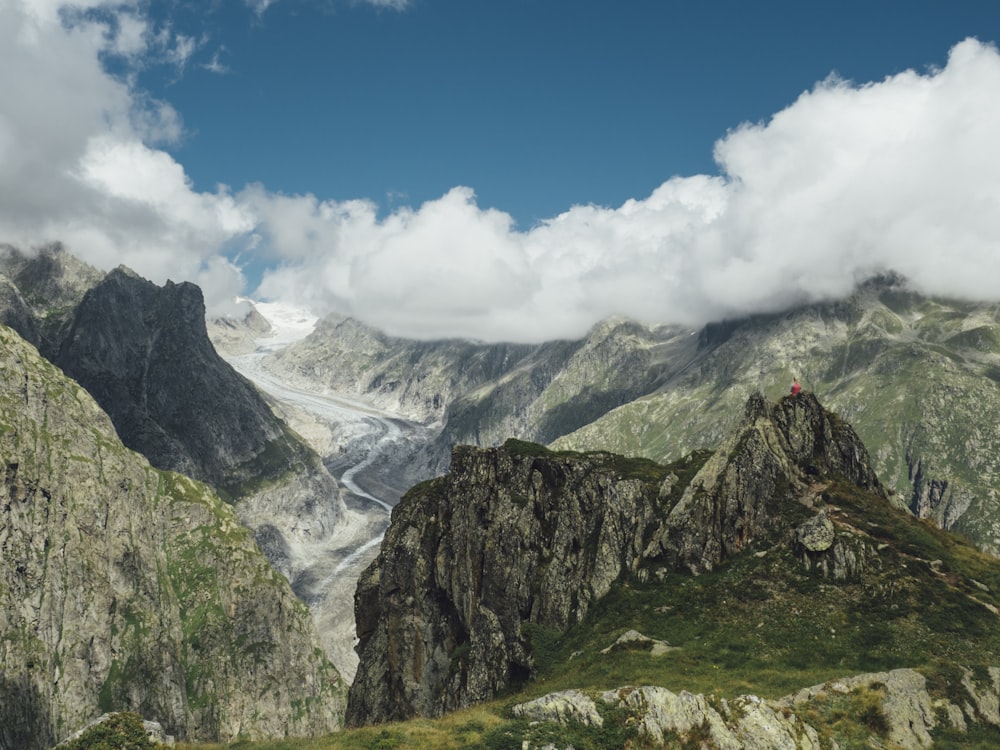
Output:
[
  {"xmin": 53, "ymin": 267, "xmax": 322, "ymax": 500},
  {"xmin": 649, "ymin": 391, "xmax": 884, "ymax": 575},
  {"xmin": 0, "ymin": 250, "xmax": 345, "ymax": 585},
  {"xmin": 513, "ymin": 666, "xmax": 1000, "ymax": 750},
  {"xmin": 0, "ymin": 243, "xmax": 104, "ymax": 356},
  {"xmin": 0, "ymin": 325, "xmax": 345, "ymax": 750},
  {"xmin": 347, "ymin": 391, "xmax": 891, "ymax": 726},
  {"xmin": 346, "ymin": 440, "xmax": 669, "ymax": 725}
]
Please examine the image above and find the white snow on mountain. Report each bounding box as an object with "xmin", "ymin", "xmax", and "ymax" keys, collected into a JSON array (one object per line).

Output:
[{"xmin": 243, "ymin": 298, "xmax": 319, "ymax": 349}]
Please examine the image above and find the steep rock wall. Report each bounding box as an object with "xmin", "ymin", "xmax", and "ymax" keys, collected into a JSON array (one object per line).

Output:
[
  {"xmin": 346, "ymin": 442, "xmax": 668, "ymax": 725},
  {"xmin": 0, "ymin": 326, "xmax": 345, "ymax": 750}
]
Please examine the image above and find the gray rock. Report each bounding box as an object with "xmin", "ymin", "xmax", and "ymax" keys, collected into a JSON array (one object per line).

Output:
[
  {"xmin": 512, "ymin": 690, "xmax": 603, "ymax": 727},
  {"xmin": 796, "ymin": 512, "xmax": 835, "ymax": 552},
  {"xmin": 781, "ymin": 668, "xmax": 940, "ymax": 750},
  {"xmin": 0, "ymin": 326, "xmax": 345, "ymax": 750},
  {"xmin": 727, "ymin": 695, "xmax": 821, "ymax": 750},
  {"xmin": 347, "ymin": 393, "xmax": 891, "ymax": 726},
  {"xmin": 652, "ymin": 392, "xmax": 885, "ymax": 575},
  {"xmin": 601, "ymin": 685, "xmax": 738, "ymax": 748},
  {"xmin": 346, "ymin": 442, "xmax": 665, "ymax": 725},
  {"xmin": 600, "ymin": 629, "xmax": 674, "ymax": 656},
  {"xmin": 961, "ymin": 666, "xmax": 1000, "ymax": 726}
]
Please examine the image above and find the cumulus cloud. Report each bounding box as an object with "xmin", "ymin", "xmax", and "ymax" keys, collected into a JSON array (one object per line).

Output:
[
  {"xmin": 3, "ymin": 0, "xmax": 1000, "ymax": 343},
  {"xmin": 251, "ymin": 38, "xmax": 1000, "ymax": 341},
  {"xmin": 0, "ymin": 0, "xmax": 250, "ymax": 312}
]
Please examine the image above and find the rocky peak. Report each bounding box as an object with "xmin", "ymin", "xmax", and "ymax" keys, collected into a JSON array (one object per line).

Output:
[
  {"xmin": 655, "ymin": 391, "xmax": 885, "ymax": 575},
  {"xmin": 347, "ymin": 393, "xmax": 895, "ymax": 727},
  {"xmin": 0, "ymin": 243, "xmax": 104, "ymax": 354},
  {"xmin": 53, "ymin": 267, "xmax": 321, "ymax": 500},
  {"xmin": 0, "ymin": 243, "xmax": 103, "ymax": 313}
]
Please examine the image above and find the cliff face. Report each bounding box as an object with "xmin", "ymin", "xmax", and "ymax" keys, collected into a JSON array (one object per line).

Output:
[
  {"xmin": 54, "ymin": 267, "xmax": 321, "ymax": 500},
  {"xmin": 346, "ymin": 441, "xmax": 671, "ymax": 725},
  {"xmin": 0, "ymin": 325, "xmax": 345, "ymax": 749},
  {"xmin": 0, "ymin": 248, "xmax": 341, "ymax": 513},
  {"xmin": 347, "ymin": 391, "xmax": 887, "ymax": 726}
]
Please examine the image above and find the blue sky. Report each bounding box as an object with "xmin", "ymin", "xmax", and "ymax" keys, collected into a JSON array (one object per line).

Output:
[
  {"xmin": 151, "ymin": 0, "xmax": 997, "ymax": 228},
  {"xmin": 4, "ymin": 1, "xmax": 1000, "ymax": 341}
]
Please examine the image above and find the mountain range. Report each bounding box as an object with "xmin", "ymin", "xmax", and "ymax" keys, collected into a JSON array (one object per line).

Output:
[
  {"xmin": 343, "ymin": 390, "xmax": 1000, "ymax": 747},
  {"xmin": 2, "ymin": 242, "xmax": 1000, "ymax": 748},
  {"xmin": 261, "ymin": 274, "xmax": 1000, "ymax": 556}
]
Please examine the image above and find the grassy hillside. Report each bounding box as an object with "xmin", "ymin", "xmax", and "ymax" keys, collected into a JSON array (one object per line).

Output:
[{"xmin": 173, "ymin": 444, "xmax": 1000, "ymax": 749}]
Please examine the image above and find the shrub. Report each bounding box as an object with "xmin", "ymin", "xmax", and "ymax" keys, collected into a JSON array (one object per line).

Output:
[{"xmin": 60, "ymin": 712, "xmax": 156, "ymax": 750}]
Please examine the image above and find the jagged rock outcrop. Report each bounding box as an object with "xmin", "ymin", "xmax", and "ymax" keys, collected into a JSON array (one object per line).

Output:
[
  {"xmin": 347, "ymin": 392, "xmax": 894, "ymax": 726},
  {"xmin": 0, "ymin": 325, "xmax": 345, "ymax": 750},
  {"xmin": 514, "ymin": 666, "xmax": 1000, "ymax": 750},
  {"xmin": 649, "ymin": 391, "xmax": 885, "ymax": 575},
  {"xmin": 346, "ymin": 441, "xmax": 669, "ymax": 725}
]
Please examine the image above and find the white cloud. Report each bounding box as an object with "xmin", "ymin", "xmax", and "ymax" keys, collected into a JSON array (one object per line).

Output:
[
  {"xmin": 3, "ymin": 1, "xmax": 1000, "ymax": 344},
  {"xmin": 245, "ymin": 0, "xmax": 276, "ymax": 18},
  {"xmin": 0, "ymin": 1, "xmax": 249, "ymax": 311},
  {"xmin": 360, "ymin": 0, "xmax": 411, "ymax": 9},
  {"xmin": 251, "ymin": 38, "xmax": 1000, "ymax": 341},
  {"xmin": 247, "ymin": 0, "xmax": 411, "ymax": 16}
]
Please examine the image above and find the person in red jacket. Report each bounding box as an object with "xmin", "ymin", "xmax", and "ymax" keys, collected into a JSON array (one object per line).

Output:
[{"xmin": 791, "ymin": 377, "xmax": 802, "ymax": 396}]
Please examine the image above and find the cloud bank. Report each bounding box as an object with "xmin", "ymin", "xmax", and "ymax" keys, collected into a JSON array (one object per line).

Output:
[
  {"xmin": 2, "ymin": 1, "xmax": 1000, "ymax": 342},
  {"xmin": 250, "ymin": 37, "xmax": 1000, "ymax": 340}
]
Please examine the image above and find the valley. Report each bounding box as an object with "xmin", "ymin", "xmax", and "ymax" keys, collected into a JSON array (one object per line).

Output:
[
  {"xmin": 5, "ymin": 248, "xmax": 1000, "ymax": 748},
  {"xmin": 222, "ymin": 343, "xmax": 435, "ymax": 681}
]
